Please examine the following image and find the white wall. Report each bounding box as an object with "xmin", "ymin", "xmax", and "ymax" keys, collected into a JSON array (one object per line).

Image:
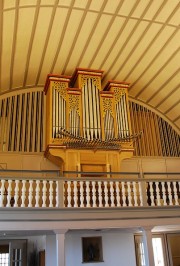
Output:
[
  {"xmin": 65, "ymin": 231, "xmax": 136, "ymax": 266},
  {"xmin": 46, "ymin": 235, "xmax": 56, "ymax": 266}
]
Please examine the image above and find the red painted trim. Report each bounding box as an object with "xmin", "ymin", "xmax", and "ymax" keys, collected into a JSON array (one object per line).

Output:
[
  {"xmin": 44, "ymin": 74, "xmax": 71, "ymax": 94},
  {"xmin": 100, "ymin": 91, "xmax": 114, "ymax": 94},
  {"xmin": 71, "ymin": 67, "xmax": 104, "ymax": 86},
  {"xmin": 66, "ymin": 88, "xmax": 82, "ymax": 92},
  {"xmin": 103, "ymin": 80, "xmax": 130, "ymax": 91}
]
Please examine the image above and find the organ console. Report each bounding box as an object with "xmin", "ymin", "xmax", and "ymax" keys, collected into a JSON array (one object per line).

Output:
[{"xmin": 44, "ymin": 68, "xmax": 134, "ymax": 176}]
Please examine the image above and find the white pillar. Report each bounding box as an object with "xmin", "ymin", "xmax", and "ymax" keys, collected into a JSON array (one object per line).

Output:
[
  {"xmin": 54, "ymin": 230, "xmax": 68, "ymax": 266},
  {"xmin": 142, "ymin": 228, "xmax": 155, "ymax": 266}
]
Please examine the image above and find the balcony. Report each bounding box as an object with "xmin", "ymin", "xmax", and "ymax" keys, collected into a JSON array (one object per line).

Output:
[{"xmin": 0, "ymin": 170, "xmax": 179, "ymax": 209}]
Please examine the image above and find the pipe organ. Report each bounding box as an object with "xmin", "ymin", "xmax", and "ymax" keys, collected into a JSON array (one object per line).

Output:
[{"xmin": 44, "ymin": 68, "xmax": 134, "ymax": 174}]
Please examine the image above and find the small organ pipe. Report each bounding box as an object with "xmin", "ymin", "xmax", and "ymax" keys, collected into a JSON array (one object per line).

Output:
[
  {"xmin": 88, "ymin": 78, "xmax": 94, "ymax": 139},
  {"xmin": 92, "ymin": 81, "xmax": 98, "ymax": 138},
  {"xmin": 94, "ymin": 82, "xmax": 101, "ymax": 139}
]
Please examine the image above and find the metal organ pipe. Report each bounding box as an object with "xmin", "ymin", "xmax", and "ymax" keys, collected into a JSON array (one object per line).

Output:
[
  {"xmin": 69, "ymin": 108, "xmax": 80, "ymax": 137},
  {"xmin": 122, "ymin": 93, "xmax": 129, "ymax": 137},
  {"xmin": 84, "ymin": 81, "xmax": 90, "ymax": 140},
  {"xmin": 92, "ymin": 81, "xmax": 98, "ymax": 139},
  {"xmin": 52, "ymin": 88, "xmax": 66, "ymax": 139},
  {"xmin": 82, "ymin": 77, "xmax": 101, "ymax": 140},
  {"xmin": 95, "ymin": 83, "xmax": 101, "ymax": 139},
  {"xmin": 88, "ymin": 78, "xmax": 93, "ymax": 139},
  {"xmin": 116, "ymin": 91, "xmax": 129, "ymax": 138}
]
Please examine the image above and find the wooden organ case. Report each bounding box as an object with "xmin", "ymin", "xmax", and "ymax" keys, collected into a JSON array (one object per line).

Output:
[{"xmin": 44, "ymin": 68, "xmax": 134, "ymax": 176}]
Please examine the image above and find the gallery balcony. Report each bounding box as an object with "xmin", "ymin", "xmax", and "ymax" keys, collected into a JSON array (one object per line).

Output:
[{"xmin": 0, "ymin": 170, "xmax": 179, "ymax": 210}]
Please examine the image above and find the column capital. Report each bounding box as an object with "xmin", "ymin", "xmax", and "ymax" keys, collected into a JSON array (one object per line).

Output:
[{"xmin": 54, "ymin": 229, "xmax": 68, "ymax": 235}]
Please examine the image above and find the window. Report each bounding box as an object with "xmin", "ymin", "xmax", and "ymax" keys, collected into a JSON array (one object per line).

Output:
[
  {"xmin": 134, "ymin": 235, "xmax": 146, "ymax": 266},
  {"xmin": 135, "ymin": 234, "xmax": 166, "ymax": 266},
  {"xmin": 152, "ymin": 237, "xmax": 165, "ymax": 266},
  {"xmin": 12, "ymin": 248, "xmax": 22, "ymax": 266},
  {"xmin": 0, "ymin": 240, "xmax": 26, "ymax": 266},
  {"xmin": 0, "ymin": 245, "xmax": 9, "ymax": 266}
]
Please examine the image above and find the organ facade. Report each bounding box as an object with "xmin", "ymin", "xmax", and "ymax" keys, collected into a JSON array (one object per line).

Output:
[{"xmin": 44, "ymin": 68, "xmax": 135, "ymax": 175}]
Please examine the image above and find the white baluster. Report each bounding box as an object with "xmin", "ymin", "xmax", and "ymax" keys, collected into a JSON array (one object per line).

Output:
[
  {"xmin": 21, "ymin": 180, "xmax": 26, "ymax": 207},
  {"xmin": 28, "ymin": 180, "xmax": 33, "ymax": 207},
  {"xmin": 7, "ymin": 180, "xmax": 12, "ymax": 207},
  {"xmin": 98, "ymin": 181, "xmax": 103, "ymax": 207},
  {"xmin": 149, "ymin": 182, "xmax": 155, "ymax": 206},
  {"xmin": 14, "ymin": 180, "xmax": 19, "ymax": 207},
  {"xmin": 80, "ymin": 181, "xmax": 84, "ymax": 207},
  {"xmin": 49, "ymin": 181, "xmax": 53, "ymax": 207},
  {"xmin": 162, "ymin": 182, "xmax": 167, "ymax": 206},
  {"xmin": 116, "ymin": 182, "xmax": 120, "ymax": 207},
  {"xmin": 133, "ymin": 182, "xmax": 138, "ymax": 207},
  {"xmin": 127, "ymin": 182, "xmax": 132, "ymax": 207},
  {"xmin": 73, "ymin": 181, "xmax": 78, "ymax": 207},
  {"xmin": 167, "ymin": 182, "xmax": 173, "ymax": 205},
  {"xmin": 121, "ymin": 182, "xmax": 126, "ymax": 207},
  {"xmin": 67, "ymin": 181, "xmax": 72, "ymax": 207},
  {"xmin": 155, "ymin": 182, "xmax": 161, "ymax": 206},
  {"xmin": 0, "ymin": 179, "xmax": 5, "ymax": 207},
  {"xmin": 138, "ymin": 182, "xmax": 143, "ymax": 206},
  {"xmin": 35, "ymin": 180, "xmax": 40, "ymax": 207},
  {"xmin": 92, "ymin": 181, "xmax": 97, "ymax": 207},
  {"xmin": 173, "ymin": 181, "xmax": 179, "ymax": 205},
  {"xmin": 86, "ymin": 181, "xmax": 90, "ymax": 207},
  {"xmin": 110, "ymin": 182, "xmax": 115, "ymax": 207},
  {"xmin": 104, "ymin": 181, "xmax": 109, "ymax": 207},
  {"xmin": 42, "ymin": 181, "xmax": 47, "ymax": 207}
]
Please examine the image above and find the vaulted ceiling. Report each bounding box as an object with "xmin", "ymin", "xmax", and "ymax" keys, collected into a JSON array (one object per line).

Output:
[{"xmin": 0, "ymin": 0, "xmax": 179, "ymax": 133}]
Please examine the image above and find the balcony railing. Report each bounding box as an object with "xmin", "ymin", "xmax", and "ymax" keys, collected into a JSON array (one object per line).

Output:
[{"xmin": 0, "ymin": 171, "xmax": 179, "ymax": 208}]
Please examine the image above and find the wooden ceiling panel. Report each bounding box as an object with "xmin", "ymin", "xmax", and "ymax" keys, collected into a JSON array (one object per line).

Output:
[
  {"xmin": 123, "ymin": 23, "xmax": 165, "ymax": 82},
  {"xmin": 148, "ymin": 76, "xmax": 180, "ymax": 107},
  {"xmin": 175, "ymin": 119, "xmax": 180, "ymax": 129},
  {"xmin": 78, "ymin": 14, "xmax": 112, "ymax": 68},
  {"xmin": 128, "ymin": 26, "xmax": 178, "ymax": 97},
  {"xmin": 52, "ymin": 9, "xmax": 85, "ymax": 74},
  {"xmin": 90, "ymin": 16, "xmax": 126, "ymax": 70},
  {"xmin": 89, "ymin": 0, "xmax": 105, "ymax": 12},
  {"xmin": 101, "ymin": 19, "xmax": 138, "ymax": 82},
  {"xmin": 132, "ymin": 0, "xmax": 153, "ymax": 18},
  {"xmin": 19, "ymin": 0, "xmax": 37, "ymax": 6},
  {"xmin": 41, "ymin": 0, "xmax": 56, "ymax": 4},
  {"xmin": 64, "ymin": 11, "xmax": 99, "ymax": 73},
  {"xmin": 103, "ymin": 0, "xmax": 121, "ymax": 14},
  {"xmin": 106, "ymin": 21, "xmax": 151, "ymax": 82},
  {"xmin": 118, "ymin": 0, "xmax": 137, "ymax": 16},
  {"xmin": 139, "ymin": 57, "xmax": 179, "ymax": 101},
  {"xmin": 113, "ymin": 22, "xmax": 162, "ymax": 82},
  {"xmin": 168, "ymin": 5, "xmax": 180, "ymax": 26},
  {"xmin": 155, "ymin": 0, "xmax": 179, "ymax": 23},
  {"xmin": 1, "ymin": 10, "xmax": 15, "ymax": 92},
  {"xmin": 26, "ymin": 7, "xmax": 53, "ymax": 86},
  {"xmin": 158, "ymin": 90, "xmax": 180, "ymax": 113},
  {"xmin": 3, "ymin": 0, "xmax": 15, "ymax": 9},
  {"xmin": 143, "ymin": 0, "xmax": 164, "ymax": 21},
  {"xmin": 58, "ymin": 0, "xmax": 72, "ymax": 7},
  {"xmin": 73, "ymin": 0, "xmax": 89, "ymax": 9},
  {"xmin": 167, "ymin": 106, "xmax": 180, "ymax": 122},
  {"xmin": 12, "ymin": 8, "xmax": 36, "ymax": 89},
  {"xmin": 38, "ymin": 7, "xmax": 69, "ymax": 84}
]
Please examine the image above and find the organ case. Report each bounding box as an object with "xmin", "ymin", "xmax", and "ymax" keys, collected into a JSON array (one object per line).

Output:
[{"xmin": 44, "ymin": 68, "xmax": 134, "ymax": 174}]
